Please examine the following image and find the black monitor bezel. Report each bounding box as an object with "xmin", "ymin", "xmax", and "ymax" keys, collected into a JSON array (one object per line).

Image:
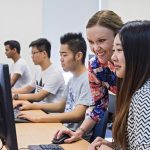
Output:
[{"xmin": 0, "ymin": 64, "xmax": 18, "ymax": 150}]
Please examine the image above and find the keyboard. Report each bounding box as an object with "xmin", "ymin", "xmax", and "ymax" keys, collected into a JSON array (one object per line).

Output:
[
  {"xmin": 28, "ymin": 144, "xmax": 64, "ymax": 150},
  {"xmin": 14, "ymin": 108, "xmax": 30, "ymax": 123}
]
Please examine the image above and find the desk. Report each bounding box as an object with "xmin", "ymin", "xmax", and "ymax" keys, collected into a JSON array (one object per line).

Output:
[
  {"xmin": 2, "ymin": 110, "xmax": 90, "ymax": 150},
  {"xmin": 16, "ymin": 123, "xmax": 90, "ymax": 150}
]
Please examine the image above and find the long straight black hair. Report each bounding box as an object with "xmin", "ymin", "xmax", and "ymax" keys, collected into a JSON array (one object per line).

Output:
[{"xmin": 113, "ymin": 20, "xmax": 150, "ymax": 149}]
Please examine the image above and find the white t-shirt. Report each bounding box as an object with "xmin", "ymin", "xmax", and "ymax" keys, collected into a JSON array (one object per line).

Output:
[
  {"xmin": 10, "ymin": 58, "xmax": 31, "ymax": 88},
  {"xmin": 29, "ymin": 64, "xmax": 65, "ymax": 103}
]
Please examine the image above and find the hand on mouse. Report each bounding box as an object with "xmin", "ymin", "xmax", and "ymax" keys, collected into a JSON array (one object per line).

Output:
[{"xmin": 53, "ymin": 129, "xmax": 82, "ymax": 143}]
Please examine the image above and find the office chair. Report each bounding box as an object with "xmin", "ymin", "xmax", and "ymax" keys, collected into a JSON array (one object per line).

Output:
[
  {"xmin": 90, "ymin": 110, "xmax": 109, "ymax": 142},
  {"xmin": 90, "ymin": 93, "xmax": 116, "ymax": 142}
]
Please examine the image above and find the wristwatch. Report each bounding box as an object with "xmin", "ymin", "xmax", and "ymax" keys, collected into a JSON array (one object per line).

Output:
[{"xmin": 13, "ymin": 94, "xmax": 19, "ymax": 100}]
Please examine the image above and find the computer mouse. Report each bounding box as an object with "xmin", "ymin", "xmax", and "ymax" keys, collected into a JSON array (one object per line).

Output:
[{"xmin": 52, "ymin": 133, "xmax": 70, "ymax": 144}]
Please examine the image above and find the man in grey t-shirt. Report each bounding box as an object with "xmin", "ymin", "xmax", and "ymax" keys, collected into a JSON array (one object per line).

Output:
[
  {"xmin": 17, "ymin": 33, "xmax": 92, "ymax": 140},
  {"xmin": 63, "ymin": 71, "xmax": 91, "ymax": 131}
]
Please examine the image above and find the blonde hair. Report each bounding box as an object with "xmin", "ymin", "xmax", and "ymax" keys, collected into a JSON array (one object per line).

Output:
[{"xmin": 86, "ymin": 10, "xmax": 123, "ymax": 36}]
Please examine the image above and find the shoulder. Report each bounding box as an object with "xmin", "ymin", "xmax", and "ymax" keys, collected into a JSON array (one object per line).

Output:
[
  {"xmin": 132, "ymin": 79, "xmax": 150, "ymax": 106},
  {"xmin": 16, "ymin": 58, "xmax": 28, "ymax": 66},
  {"xmin": 89, "ymin": 56, "xmax": 100, "ymax": 69},
  {"xmin": 68, "ymin": 71, "xmax": 88, "ymax": 85},
  {"xmin": 44, "ymin": 64, "xmax": 63, "ymax": 78},
  {"xmin": 134, "ymin": 79, "xmax": 150, "ymax": 98}
]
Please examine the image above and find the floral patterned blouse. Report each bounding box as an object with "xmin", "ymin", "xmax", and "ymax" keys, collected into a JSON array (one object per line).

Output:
[{"xmin": 86, "ymin": 55, "xmax": 117, "ymax": 122}]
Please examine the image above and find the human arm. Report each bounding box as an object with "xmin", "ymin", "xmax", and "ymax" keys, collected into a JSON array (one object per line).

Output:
[
  {"xmin": 19, "ymin": 99, "xmax": 66, "ymax": 113},
  {"xmin": 14, "ymin": 66, "xmax": 64, "ymax": 102},
  {"xmin": 10, "ymin": 60, "xmax": 29, "ymax": 88},
  {"xmin": 53, "ymin": 118, "xmax": 96, "ymax": 143},
  {"xmin": 88, "ymin": 137, "xmax": 113, "ymax": 150},
  {"xmin": 13, "ymin": 100, "xmax": 31, "ymax": 108},
  {"xmin": 67, "ymin": 118, "xmax": 96, "ymax": 142},
  {"xmin": 87, "ymin": 57, "xmax": 117, "ymax": 122},
  {"xmin": 17, "ymin": 104, "xmax": 87, "ymax": 123},
  {"xmin": 11, "ymin": 73, "xmax": 21, "ymax": 87},
  {"xmin": 12, "ymin": 85, "xmax": 35, "ymax": 94},
  {"xmin": 13, "ymin": 89, "xmax": 50, "ymax": 102}
]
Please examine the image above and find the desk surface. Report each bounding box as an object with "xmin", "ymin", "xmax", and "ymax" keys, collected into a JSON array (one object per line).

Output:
[
  {"xmin": 2, "ymin": 110, "xmax": 90, "ymax": 150},
  {"xmin": 16, "ymin": 123, "xmax": 90, "ymax": 150}
]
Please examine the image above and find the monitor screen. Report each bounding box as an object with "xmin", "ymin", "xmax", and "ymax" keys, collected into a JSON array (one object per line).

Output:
[{"xmin": 0, "ymin": 64, "xmax": 18, "ymax": 150}]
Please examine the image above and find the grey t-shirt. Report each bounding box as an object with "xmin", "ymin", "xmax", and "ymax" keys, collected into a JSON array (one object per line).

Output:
[{"xmin": 62, "ymin": 71, "xmax": 92, "ymax": 140}]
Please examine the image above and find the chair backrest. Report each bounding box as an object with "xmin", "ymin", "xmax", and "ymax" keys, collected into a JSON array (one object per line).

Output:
[
  {"xmin": 90, "ymin": 93, "xmax": 116, "ymax": 142},
  {"xmin": 90, "ymin": 110, "xmax": 109, "ymax": 142},
  {"xmin": 108, "ymin": 93, "xmax": 116, "ymax": 114}
]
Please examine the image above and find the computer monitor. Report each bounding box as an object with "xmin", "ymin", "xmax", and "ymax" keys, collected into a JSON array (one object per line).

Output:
[{"xmin": 0, "ymin": 64, "xmax": 18, "ymax": 150}]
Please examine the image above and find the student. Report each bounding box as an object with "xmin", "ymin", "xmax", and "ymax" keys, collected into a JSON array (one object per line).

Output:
[
  {"xmin": 4, "ymin": 40, "xmax": 31, "ymax": 88},
  {"xmin": 13, "ymin": 38, "xmax": 65, "ymax": 104},
  {"xmin": 54, "ymin": 10, "xmax": 123, "ymax": 142},
  {"xmin": 17, "ymin": 33, "xmax": 92, "ymax": 139},
  {"xmin": 90, "ymin": 20, "xmax": 150, "ymax": 150}
]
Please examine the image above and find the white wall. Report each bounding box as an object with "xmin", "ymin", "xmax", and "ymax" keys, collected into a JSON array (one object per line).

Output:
[
  {"xmin": 1, "ymin": 0, "xmax": 150, "ymax": 71},
  {"xmin": 0, "ymin": 0, "xmax": 99, "ymax": 80},
  {"xmin": 43, "ymin": 0, "xmax": 99, "ymax": 68},
  {"xmin": 42, "ymin": 0, "xmax": 99, "ymax": 83},
  {"xmin": 0, "ymin": 0, "xmax": 42, "ymax": 72},
  {"xmin": 100, "ymin": 0, "xmax": 150, "ymax": 22}
]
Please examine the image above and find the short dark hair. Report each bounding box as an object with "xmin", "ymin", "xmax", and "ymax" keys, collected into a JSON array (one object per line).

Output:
[
  {"xmin": 4, "ymin": 40, "xmax": 21, "ymax": 54},
  {"xmin": 29, "ymin": 38, "xmax": 51, "ymax": 58},
  {"xmin": 60, "ymin": 33, "xmax": 87, "ymax": 64}
]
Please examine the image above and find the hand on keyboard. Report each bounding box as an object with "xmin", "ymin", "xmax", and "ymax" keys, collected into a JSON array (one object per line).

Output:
[
  {"xmin": 14, "ymin": 108, "xmax": 30, "ymax": 123},
  {"xmin": 13, "ymin": 100, "xmax": 31, "ymax": 109}
]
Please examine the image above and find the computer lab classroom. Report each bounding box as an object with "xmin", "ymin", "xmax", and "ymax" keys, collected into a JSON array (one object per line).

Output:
[{"xmin": 0, "ymin": 0, "xmax": 150, "ymax": 150}]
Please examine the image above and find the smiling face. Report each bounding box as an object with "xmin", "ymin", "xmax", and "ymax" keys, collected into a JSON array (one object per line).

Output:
[
  {"xmin": 86, "ymin": 25, "xmax": 115, "ymax": 64},
  {"xmin": 111, "ymin": 34, "xmax": 126, "ymax": 78}
]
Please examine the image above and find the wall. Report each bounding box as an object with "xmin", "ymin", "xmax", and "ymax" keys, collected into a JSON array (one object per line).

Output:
[
  {"xmin": 0, "ymin": 0, "xmax": 99, "ymax": 80},
  {"xmin": 43, "ymin": 0, "xmax": 99, "ymax": 68},
  {"xmin": 42, "ymin": 0, "xmax": 99, "ymax": 82},
  {"xmin": 100, "ymin": 0, "xmax": 150, "ymax": 22},
  {"xmin": 0, "ymin": 0, "xmax": 42, "ymax": 72}
]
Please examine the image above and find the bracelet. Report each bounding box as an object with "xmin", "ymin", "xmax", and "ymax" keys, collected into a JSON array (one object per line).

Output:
[
  {"xmin": 77, "ymin": 127, "xmax": 86, "ymax": 134},
  {"xmin": 13, "ymin": 94, "xmax": 19, "ymax": 100}
]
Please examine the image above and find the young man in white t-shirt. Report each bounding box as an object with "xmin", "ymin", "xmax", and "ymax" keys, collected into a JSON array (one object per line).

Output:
[
  {"xmin": 13, "ymin": 38, "xmax": 65, "ymax": 104},
  {"xmin": 4, "ymin": 40, "xmax": 31, "ymax": 88}
]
